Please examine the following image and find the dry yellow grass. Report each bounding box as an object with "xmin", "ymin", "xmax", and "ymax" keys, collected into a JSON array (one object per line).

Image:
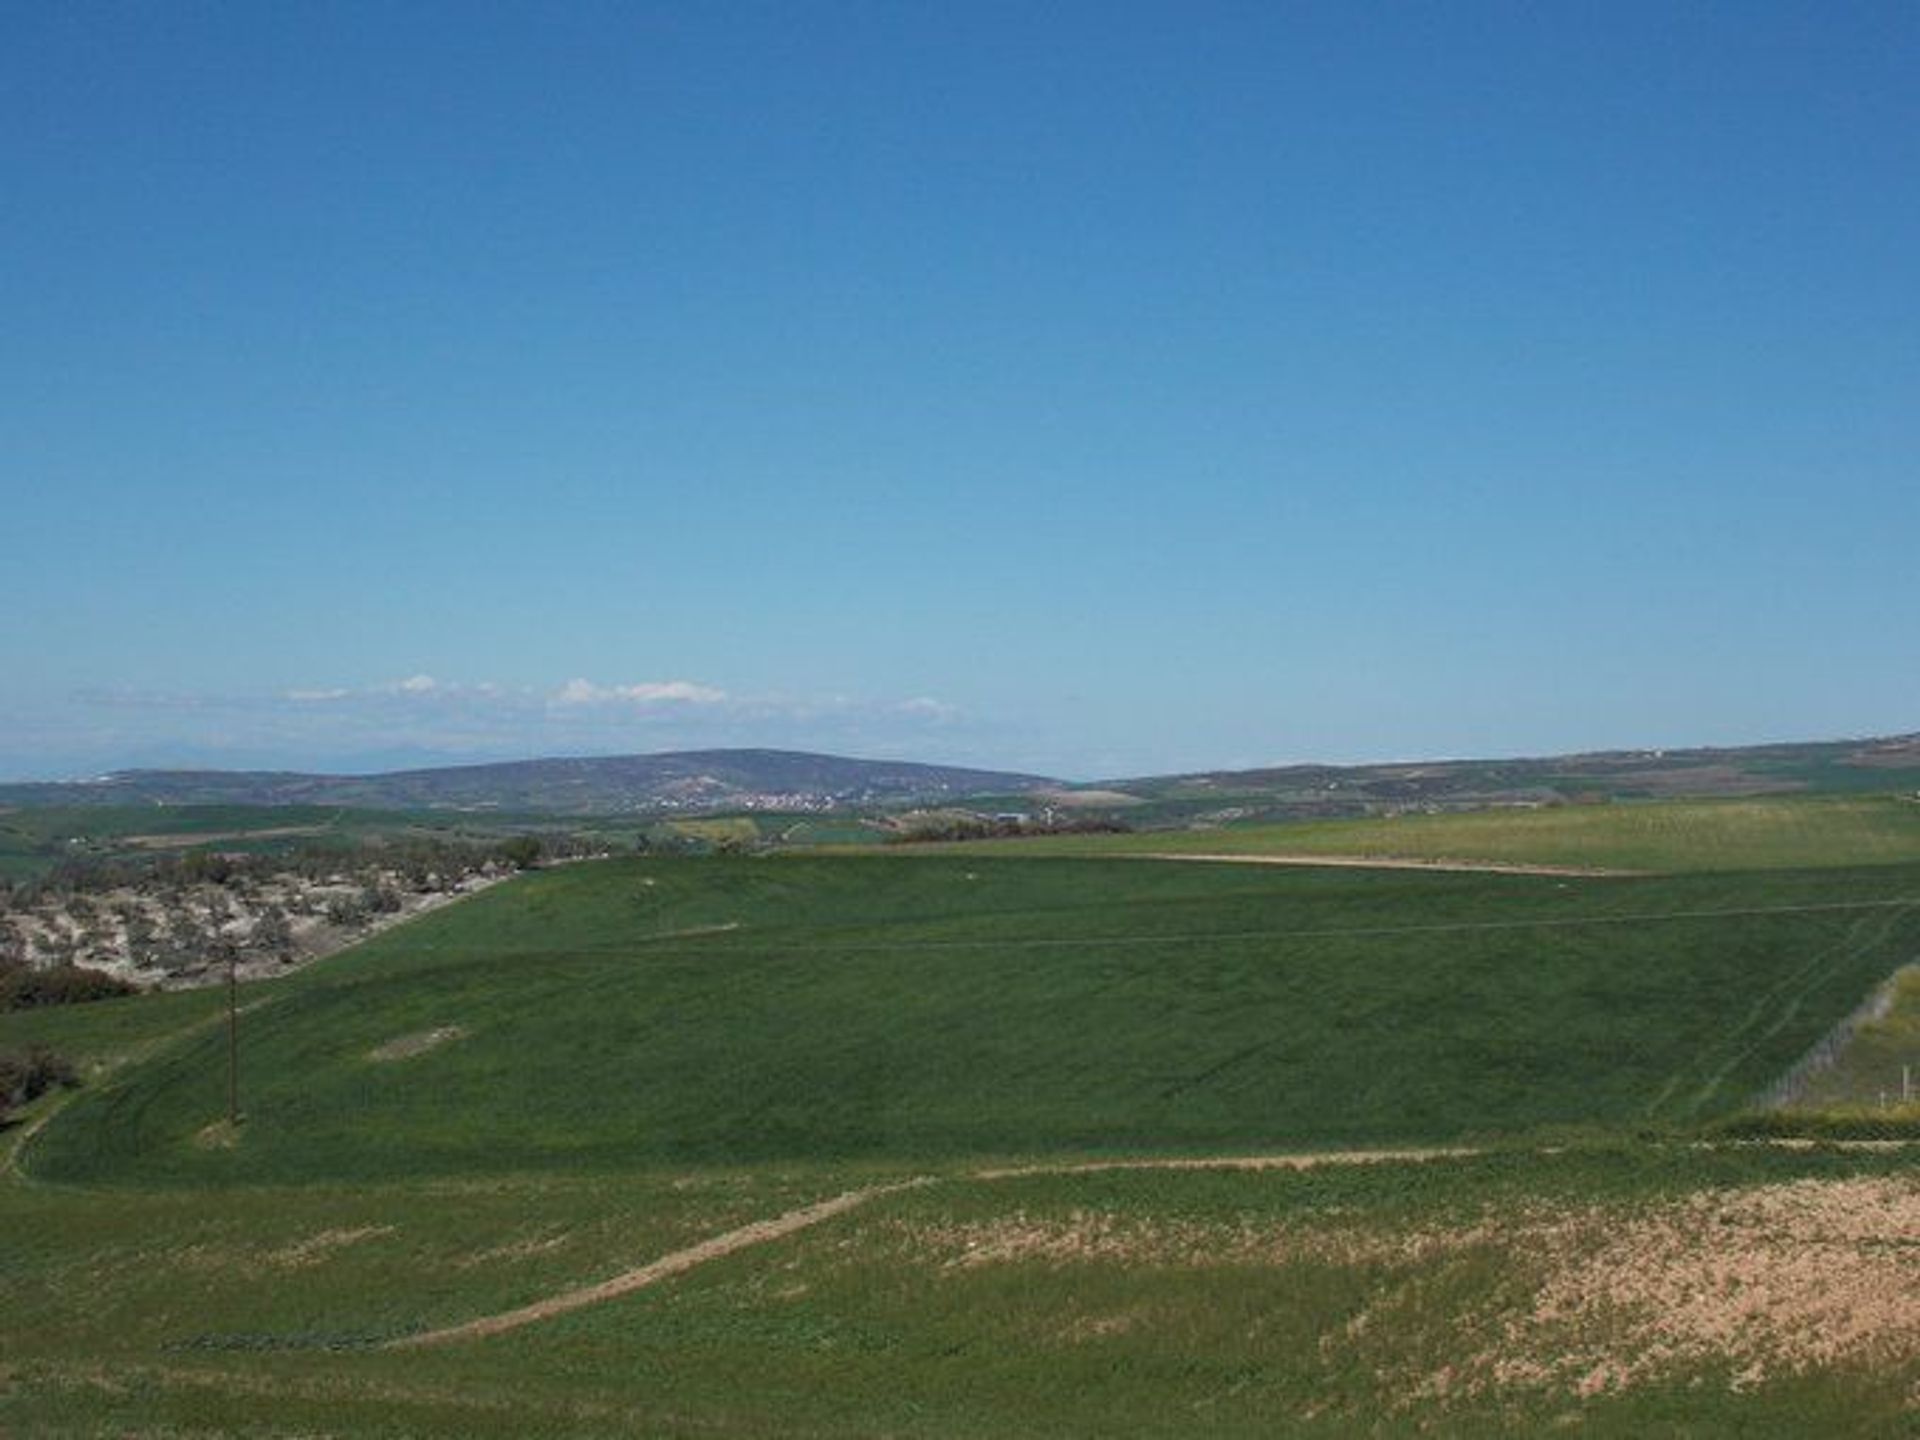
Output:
[
  {"xmin": 1477, "ymin": 1175, "xmax": 1920, "ymax": 1395},
  {"xmin": 894, "ymin": 1171, "xmax": 1920, "ymax": 1400}
]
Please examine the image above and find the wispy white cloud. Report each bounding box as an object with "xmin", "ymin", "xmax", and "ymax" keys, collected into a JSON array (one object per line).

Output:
[
  {"xmin": 895, "ymin": 696, "xmax": 959, "ymax": 721},
  {"xmin": 551, "ymin": 678, "xmax": 728, "ymax": 707},
  {"xmin": 286, "ymin": 676, "xmax": 509, "ymax": 706},
  {"xmin": 71, "ymin": 686, "xmax": 212, "ymax": 711}
]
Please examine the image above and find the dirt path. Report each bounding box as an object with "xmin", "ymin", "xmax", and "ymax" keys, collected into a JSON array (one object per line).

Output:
[
  {"xmin": 122, "ymin": 825, "xmax": 330, "ymax": 850},
  {"xmin": 1137, "ymin": 852, "xmax": 1639, "ymax": 877},
  {"xmin": 971, "ymin": 1145, "xmax": 1478, "ymax": 1181},
  {"xmin": 390, "ymin": 1179, "xmax": 931, "ymax": 1348}
]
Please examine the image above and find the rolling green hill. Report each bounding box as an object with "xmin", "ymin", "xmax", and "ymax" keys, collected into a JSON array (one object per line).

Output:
[{"xmin": 24, "ymin": 853, "xmax": 1920, "ymax": 1187}]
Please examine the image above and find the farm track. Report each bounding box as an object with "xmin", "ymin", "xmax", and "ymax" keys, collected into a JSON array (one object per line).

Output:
[
  {"xmin": 388, "ymin": 1180, "xmax": 934, "ymax": 1348},
  {"xmin": 1137, "ymin": 852, "xmax": 1641, "ymax": 877}
]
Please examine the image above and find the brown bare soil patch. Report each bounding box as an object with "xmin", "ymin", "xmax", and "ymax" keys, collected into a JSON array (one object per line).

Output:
[
  {"xmin": 368, "ymin": 1026, "xmax": 467, "ymax": 1062},
  {"xmin": 973, "ymin": 1146, "xmax": 1475, "ymax": 1181},
  {"xmin": 1057, "ymin": 1305, "xmax": 1150, "ymax": 1342},
  {"xmin": 1468, "ymin": 1175, "xmax": 1920, "ymax": 1395},
  {"xmin": 1039, "ymin": 788, "xmax": 1147, "ymax": 808},
  {"xmin": 191, "ymin": 1120, "xmax": 242, "ymax": 1150},
  {"xmin": 453, "ymin": 1230, "xmax": 573, "ymax": 1269},
  {"xmin": 122, "ymin": 826, "xmax": 328, "ymax": 850},
  {"xmin": 266, "ymin": 1226, "xmax": 395, "ymax": 1268},
  {"xmin": 903, "ymin": 1207, "xmax": 1490, "ymax": 1272}
]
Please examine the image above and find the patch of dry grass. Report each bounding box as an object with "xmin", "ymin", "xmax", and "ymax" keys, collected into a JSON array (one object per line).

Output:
[
  {"xmin": 367, "ymin": 1026, "xmax": 466, "ymax": 1062},
  {"xmin": 1471, "ymin": 1175, "xmax": 1920, "ymax": 1396},
  {"xmin": 265, "ymin": 1226, "xmax": 397, "ymax": 1269},
  {"xmin": 896, "ymin": 1172, "xmax": 1920, "ymax": 1400}
]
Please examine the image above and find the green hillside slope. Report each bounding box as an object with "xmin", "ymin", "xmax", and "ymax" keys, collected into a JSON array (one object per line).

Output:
[{"xmin": 25, "ymin": 854, "xmax": 1920, "ymax": 1186}]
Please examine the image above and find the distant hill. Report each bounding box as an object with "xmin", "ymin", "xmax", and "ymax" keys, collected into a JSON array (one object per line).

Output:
[
  {"xmin": 0, "ymin": 749, "xmax": 1057, "ymax": 816},
  {"xmin": 5, "ymin": 733, "xmax": 1916, "ymax": 824},
  {"xmin": 1091, "ymin": 732, "xmax": 1920, "ymax": 827}
]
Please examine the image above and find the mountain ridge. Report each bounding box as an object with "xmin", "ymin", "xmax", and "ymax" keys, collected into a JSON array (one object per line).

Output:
[
  {"xmin": 3, "ymin": 732, "xmax": 1916, "ymax": 819},
  {"xmin": 0, "ymin": 748, "xmax": 1057, "ymax": 815}
]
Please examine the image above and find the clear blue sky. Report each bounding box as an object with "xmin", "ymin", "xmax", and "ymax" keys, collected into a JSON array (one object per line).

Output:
[{"xmin": 5, "ymin": 2, "xmax": 1917, "ymax": 780}]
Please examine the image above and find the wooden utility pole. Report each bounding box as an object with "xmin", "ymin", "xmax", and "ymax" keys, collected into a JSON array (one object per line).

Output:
[{"xmin": 227, "ymin": 945, "xmax": 240, "ymax": 1126}]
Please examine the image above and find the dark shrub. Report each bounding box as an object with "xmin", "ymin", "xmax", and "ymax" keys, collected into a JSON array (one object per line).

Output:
[
  {"xmin": 0, "ymin": 1045, "xmax": 80, "ymax": 1119},
  {"xmin": 498, "ymin": 836, "xmax": 543, "ymax": 870},
  {"xmin": 0, "ymin": 963, "xmax": 137, "ymax": 1011}
]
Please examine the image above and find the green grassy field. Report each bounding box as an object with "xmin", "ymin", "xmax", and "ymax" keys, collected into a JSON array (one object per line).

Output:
[
  {"xmin": 2, "ymin": 1142, "xmax": 1914, "ymax": 1437},
  {"xmin": 4, "ymin": 819, "xmax": 1918, "ymax": 1434},
  {"xmin": 22, "ymin": 855, "xmax": 1920, "ymax": 1186},
  {"xmin": 928, "ymin": 794, "xmax": 1920, "ymax": 872}
]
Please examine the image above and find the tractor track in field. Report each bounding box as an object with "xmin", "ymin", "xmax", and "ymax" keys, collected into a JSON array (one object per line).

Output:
[{"xmin": 1136, "ymin": 852, "xmax": 1642, "ymax": 877}]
